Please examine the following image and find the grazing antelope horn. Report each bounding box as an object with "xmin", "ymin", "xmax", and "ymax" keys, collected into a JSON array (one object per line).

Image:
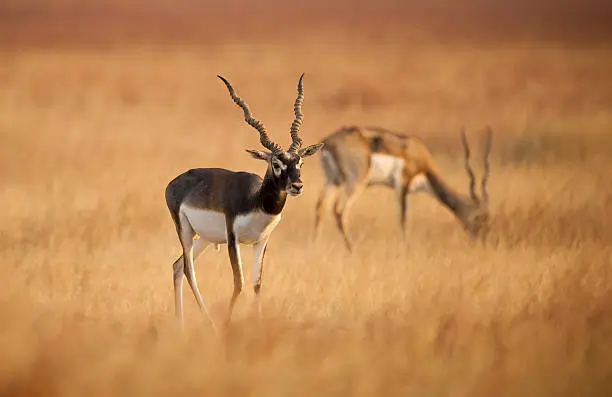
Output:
[
  {"xmin": 218, "ymin": 75, "xmax": 283, "ymax": 154},
  {"xmin": 288, "ymin": 73, "xmax": 305, "ymax": 153},
  {"xmin": 460, "ymin": 127, "xmax": 479, "ymax": 204},
  {"xmin": 481, "ymin": 126, "xmax": 493, "ymax": 204}
]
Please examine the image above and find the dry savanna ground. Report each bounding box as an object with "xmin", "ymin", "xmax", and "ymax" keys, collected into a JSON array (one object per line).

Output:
[{"xmin": 1, "ymin": 3, "xmax": 612, "ymax": 396}]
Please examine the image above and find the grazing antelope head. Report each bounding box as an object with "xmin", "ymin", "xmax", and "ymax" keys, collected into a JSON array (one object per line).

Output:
[
  {"xmin": 455, "ymin": 127, "xmax": 493, "ymax": 240},
  {"xmin": 218, "ymin": 74, "xmax": 324, "ymax": 198}
]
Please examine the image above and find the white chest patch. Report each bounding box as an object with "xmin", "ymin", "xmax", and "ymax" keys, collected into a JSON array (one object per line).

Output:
[
  {"xmin": 233, "ymin": 211, "xmax": 282, "ymax": 244},
  {"xmin": 368, "ymin": 154, "xmax": 405, "ymax": 187},
  {"xmin": 408, "ymin": 173, "xmax": 433, "ymax": 194}
]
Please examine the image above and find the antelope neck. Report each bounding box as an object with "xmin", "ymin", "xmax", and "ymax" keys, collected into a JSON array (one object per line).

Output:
[
  {"xmin": 257, "ymin": 169, "xmax": 287, "ymax": 215},
  {"xmin": 424, "ymin": 170, "xmax": 470, "ymax": 215}
]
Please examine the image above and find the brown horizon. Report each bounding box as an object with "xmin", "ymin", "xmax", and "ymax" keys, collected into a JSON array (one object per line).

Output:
[{"xmin": 2, "ymin": 0, "xmax": 612, "ymax": 48}]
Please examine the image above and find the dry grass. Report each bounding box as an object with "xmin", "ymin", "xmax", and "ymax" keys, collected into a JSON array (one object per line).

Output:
[{"xmin": 2, "ymin": 4, "xmax": 612, "ymax": 395}]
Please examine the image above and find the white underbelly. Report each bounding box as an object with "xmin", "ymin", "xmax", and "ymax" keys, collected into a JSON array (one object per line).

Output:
[
  {"xmin": 180, "ymin": 205, "xmax": 281, "ymax": 245},
  {"xmin": 180, "ymin": 205, "xmax": 227, "ymax": 243},
  {"xmin": 368, "ymin": 154, "xmax": 404, "ymax": 187}
]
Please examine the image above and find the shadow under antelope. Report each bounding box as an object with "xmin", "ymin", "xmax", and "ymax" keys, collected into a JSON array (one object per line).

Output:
[{"xmin": 313, "ymin": 126, "xmax": 493, "ymax": 251}]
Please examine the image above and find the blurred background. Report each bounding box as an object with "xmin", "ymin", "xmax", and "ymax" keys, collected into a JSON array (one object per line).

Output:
[
  {"xmin": 2, "ymin": 0, "xmax": 612, "ymax": 47},
  {"xmin": 1, "ymin": 1, "xmax": 612, "ymax": 396}
]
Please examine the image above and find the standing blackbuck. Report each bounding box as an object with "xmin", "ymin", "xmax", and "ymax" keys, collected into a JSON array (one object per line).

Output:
[
  {"xmin": 165, "ymin": 74, "xmax": 323, "ymax": 329},
  {"xmin": 314, "ymin": 126, "xmax": 492, "ymax": 251}
]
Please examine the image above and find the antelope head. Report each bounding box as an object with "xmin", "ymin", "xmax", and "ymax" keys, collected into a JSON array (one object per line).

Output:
[
  {"xmin": 457, "ymin": 127, "xmax": 493, "ymax": 241},
  {"xmin": 218, "ymin": 74, "xmax": 324, "ymax": 196}
]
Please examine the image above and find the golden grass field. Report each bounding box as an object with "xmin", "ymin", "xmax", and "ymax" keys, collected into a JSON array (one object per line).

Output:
[{"xmin": 1, "ymin": 1, "xmax": 612, "ymax": 396}]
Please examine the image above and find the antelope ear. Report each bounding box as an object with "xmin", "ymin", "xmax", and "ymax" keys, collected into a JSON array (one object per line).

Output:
[
  {"xmin": 246, "ymin": 149, "xmax": 271, "ymax": 161},
  {"xmin": 298, "ymin": 143, "xmax": 324, "ymax": 157}
]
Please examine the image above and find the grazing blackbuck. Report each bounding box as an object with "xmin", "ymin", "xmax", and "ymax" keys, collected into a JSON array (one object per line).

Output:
[{"xmin": 314, "ymin": 125, "xmax": 492, "ymax": 251}]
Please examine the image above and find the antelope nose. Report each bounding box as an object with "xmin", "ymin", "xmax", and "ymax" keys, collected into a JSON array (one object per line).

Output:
[{"xmin": 292, "ymin": 181, "xmax": 303, "ymax": 190}]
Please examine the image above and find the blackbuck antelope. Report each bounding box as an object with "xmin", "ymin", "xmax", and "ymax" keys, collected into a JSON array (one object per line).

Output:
[
  {"xmin": 165, "ymin": 74, "xmax": 323, "ymax": 329},
  {"xmin": 314, "ymin": 126, "xmax": 492, "ymax": 251}
]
